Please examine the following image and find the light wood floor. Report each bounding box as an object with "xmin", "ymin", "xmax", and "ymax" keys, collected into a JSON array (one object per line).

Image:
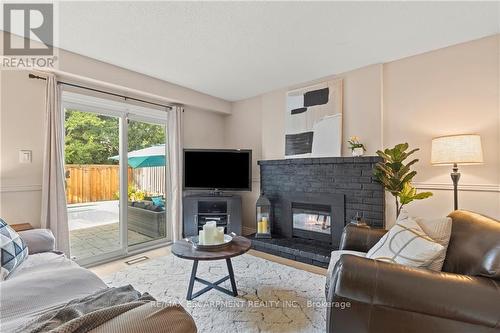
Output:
[{"xmin": 90, "ymin": 246, "xmax": 327, "ymax": 277}]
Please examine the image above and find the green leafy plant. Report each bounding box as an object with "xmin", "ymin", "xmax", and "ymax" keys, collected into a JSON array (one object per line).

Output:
[
  {"xmin": 113, "ymin": 184, "xmax": 146, "ymax": 201},
  {"xmin": 128, "ymin": 185, "xmax": 146, "ymax": 202},
  {"xmin": 374, "ymin": 143, "xmax": 433, "ymax": 218}
]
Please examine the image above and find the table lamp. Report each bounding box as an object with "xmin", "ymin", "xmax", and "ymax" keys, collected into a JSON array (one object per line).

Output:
[{"xmin": 431, "ymin": 134, "xmax": 483, "ymax": 210}]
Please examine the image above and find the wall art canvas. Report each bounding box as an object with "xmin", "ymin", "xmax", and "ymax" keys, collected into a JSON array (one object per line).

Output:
[{"xmin": 285, "ymin": 79, "xmax": 343, "ymax": 158}]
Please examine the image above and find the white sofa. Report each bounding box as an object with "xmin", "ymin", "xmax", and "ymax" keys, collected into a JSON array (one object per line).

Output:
[
  {"xmin": 1, "ymin": 229, "xmax": 107, "ymax": 331},
  {"xmin": 0, "ymin": 229, "xmax": 196, "ymax": 333}
]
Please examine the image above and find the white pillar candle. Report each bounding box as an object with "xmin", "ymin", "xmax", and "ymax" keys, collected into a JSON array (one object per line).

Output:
[
  {"xmin": 216, "ymin": 227, "xmax": 224, "ymax": 243},
  {"xmin": 198, "ymin": 230, "xmax": 205, "ymax": 245},
  {"xmin": 203, "ymin": 221, "xmax": 217, "ymax": 244}
]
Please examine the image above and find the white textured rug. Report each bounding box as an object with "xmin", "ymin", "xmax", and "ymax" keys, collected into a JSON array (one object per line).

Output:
[{"xmin": 103, "ymin": 253, "xmax": 327, "ymax": 333}]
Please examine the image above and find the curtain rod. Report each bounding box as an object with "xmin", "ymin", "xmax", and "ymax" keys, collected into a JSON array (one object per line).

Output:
[{"xmin": 28, "ymin": 73, "xmax": 173, "ymax": 110}]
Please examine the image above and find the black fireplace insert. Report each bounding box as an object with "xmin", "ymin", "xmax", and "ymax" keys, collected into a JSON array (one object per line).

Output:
[
  {"xmin": 282, "ymin": 193, "xmax": 345, "ymax": 247},
  {"xmin": 292, "ymin": 202, "xmax": 332, "ymax": 242}
]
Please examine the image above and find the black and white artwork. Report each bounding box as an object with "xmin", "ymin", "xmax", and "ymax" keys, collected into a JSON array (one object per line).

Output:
[{"xmin": 285, "ymin": 79, "xmax": 343, "ymax": 158}]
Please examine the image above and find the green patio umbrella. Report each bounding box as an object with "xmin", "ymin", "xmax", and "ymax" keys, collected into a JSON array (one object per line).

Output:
[{"xmin": 109, "ymin": 144, "xmax": 166, "ymax": 168}]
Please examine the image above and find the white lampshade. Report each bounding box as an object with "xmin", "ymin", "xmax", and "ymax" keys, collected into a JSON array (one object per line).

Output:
[{"xmin": 431, "ymin": 134, "xmax": 484, "ymax": 165}]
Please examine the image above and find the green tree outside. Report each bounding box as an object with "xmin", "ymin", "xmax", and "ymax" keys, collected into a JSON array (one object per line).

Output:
[
  {"xmin": 128, "ymin": 120, "xmax": 166, "ymax": 153},
  {"xmin": 65, "ymin": 110, "xmax": 165, "ymax": 165}
]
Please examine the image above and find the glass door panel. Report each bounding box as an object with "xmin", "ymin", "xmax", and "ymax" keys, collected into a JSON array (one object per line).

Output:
[
  {"xmin": 65, "ymin": 109, "xmax": 124, "ymax": 262},
  {"xmin": 127, "ymin": 119, "xmax": 168, "ymax": 247}
]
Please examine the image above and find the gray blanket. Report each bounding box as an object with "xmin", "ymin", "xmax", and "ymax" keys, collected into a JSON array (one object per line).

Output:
[{"xmin": 17, "ymin": 285, "xmax": 155, "ymax": 333}]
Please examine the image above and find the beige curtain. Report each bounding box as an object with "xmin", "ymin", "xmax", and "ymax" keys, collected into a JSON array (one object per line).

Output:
[
  {"xmin": 40, "ymin": 74, "xmax": 70, "ymax": 255},
  {"xmin": 167, "ymin": 106, "xmax": 184, "ymax": 241}
]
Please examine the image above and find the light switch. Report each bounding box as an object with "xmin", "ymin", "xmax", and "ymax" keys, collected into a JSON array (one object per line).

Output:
[{"xmin": 19, "ymin": 150, "xmax": 32, "ymax": 163}]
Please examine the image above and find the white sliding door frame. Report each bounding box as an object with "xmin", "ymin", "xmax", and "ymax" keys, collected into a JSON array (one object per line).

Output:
[
  {"xmin": 62, "ymin": 91, "xmax": 171, "ymax": 267},
  {"xmin": 127, "ymin": 114, "xmax": 171, "ymax": 254}
]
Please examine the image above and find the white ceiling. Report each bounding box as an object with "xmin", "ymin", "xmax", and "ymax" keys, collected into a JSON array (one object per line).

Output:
[{"xmin": 56, "ymin": 1, "xmax": 499, "ymax": 101}]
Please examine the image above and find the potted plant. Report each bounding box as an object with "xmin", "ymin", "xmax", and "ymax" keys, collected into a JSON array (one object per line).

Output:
[
  {"xmin": 348, "ymin": 136, "xmax": 366, "ymax": 156},
  {"xmin": 113, "ymin": 185, "xmax": 146, "ymax": 202},
  {"xmin": 374, "ymin": 143, "xmax": 433, "ymax": 218}
]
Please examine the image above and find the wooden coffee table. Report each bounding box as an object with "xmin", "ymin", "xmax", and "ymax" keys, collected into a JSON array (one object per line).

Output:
[{"xmin": 172, "ymin": 236, "xmax": 251, "ymax": 300}]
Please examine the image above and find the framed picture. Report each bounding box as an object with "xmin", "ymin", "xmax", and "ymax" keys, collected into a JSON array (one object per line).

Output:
[{"xmin": 285, "ymin": 79, "xmax": 343, "ymax": 158}]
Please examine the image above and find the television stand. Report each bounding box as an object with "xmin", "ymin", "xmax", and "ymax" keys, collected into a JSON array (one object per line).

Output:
[{"xmin": 183, "ymin": 194, "xmax": 242, "ymax": 237}]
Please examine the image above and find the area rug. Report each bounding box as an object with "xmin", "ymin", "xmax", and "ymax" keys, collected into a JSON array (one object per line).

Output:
[{"xmin": 102, "ymin": 253, "xmax": 327, "ymax": 333}]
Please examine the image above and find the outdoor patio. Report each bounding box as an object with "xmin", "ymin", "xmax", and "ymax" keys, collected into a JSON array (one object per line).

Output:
[
  {"xmin": 66, "ymin": 141, "xmax": 168, "ymax": 260},
  {"xmin": 68, "ymin": 201, "xmax": 157, "ymax": 260}
]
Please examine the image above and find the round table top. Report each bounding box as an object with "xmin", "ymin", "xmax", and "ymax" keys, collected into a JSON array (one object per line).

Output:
[{"xmin": 171, "ymin": 236, "xmax": 252, "ymax": 261}]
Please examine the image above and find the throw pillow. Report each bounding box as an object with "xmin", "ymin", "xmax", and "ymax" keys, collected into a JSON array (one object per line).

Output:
[
  {"xmin": 0, "ymin": 218, "xmax": 29, "ymax": 280},
  {"xmin": 366, "ymin": 216, "xmax": 444, "ymax": 268},
  {"xmin": 151, "ymin": 196, "xmax": 165, "ymax": 208},
  {"xmin": 403, "ymin": 212, "xmax": 452, "ymax": 271}
]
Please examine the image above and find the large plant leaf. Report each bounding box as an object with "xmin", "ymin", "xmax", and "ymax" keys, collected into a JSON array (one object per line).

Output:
[
  {"xmin": 395, "ymin": 143, "xmax": 409, "ymax": 152},
  {"xmin": 377, "ymin": 165, "xmax": 397, "ymax": 180},
  {"xmin": 400, "ymin": 170, "xmax": 417, "ymax": 185},
  {"xmin": 398, "ymin": 159, "xmax": 419, "ymax": 176},
  {"xmin": 388, "ymin": 161, "xmax": 403, "ymax": 172},
  {"xmin": 413, "ymin": 192, "xmax": 433, "ymax": 200},
  {"xmin": 398, "ymin": 183, "xmax": 433, "ymax": 205},
  {"xmin": 376, "ymin": 150, "xmax": 393, "ymax": 162},
  {"xmin": 376, "ymin": 143, "xmax": 432, "ymax": 215},
  {"xmin": 402, "ymin": 148, "xmax": 419, "ymax": 160}
]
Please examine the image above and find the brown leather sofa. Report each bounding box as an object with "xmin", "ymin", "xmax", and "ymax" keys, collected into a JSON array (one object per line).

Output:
[{"xmin": 326, "ymin": 210, "xmax": 500, "ymax": 333}]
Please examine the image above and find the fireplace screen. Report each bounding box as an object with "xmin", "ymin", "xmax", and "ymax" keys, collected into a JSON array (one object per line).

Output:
[{"xmin": 292, "ymin": 203, "xmax": 331, "ymax": 235}]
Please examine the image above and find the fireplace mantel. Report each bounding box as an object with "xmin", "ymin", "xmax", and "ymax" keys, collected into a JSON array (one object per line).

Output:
[{"xmin": 258, "ymin": 156, "xmax": 382, "ymax": 166}]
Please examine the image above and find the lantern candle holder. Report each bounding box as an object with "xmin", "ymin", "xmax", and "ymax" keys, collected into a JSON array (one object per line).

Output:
[{"xmin": 255, "ymin": 192, "xmax": 272, "ymax": 239}]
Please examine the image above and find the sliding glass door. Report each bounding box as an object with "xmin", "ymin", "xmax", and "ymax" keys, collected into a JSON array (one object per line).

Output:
[
  {"xmin": 126, "ymin": 118, "xmax": 167, "ymax": 248},
  {"xmin": 65, "ymin": 109, "xmax": 125, "ymax": 263},
  {"xmin": 63, "ymin": 92, "xmax": 169, "ymax": 265}
]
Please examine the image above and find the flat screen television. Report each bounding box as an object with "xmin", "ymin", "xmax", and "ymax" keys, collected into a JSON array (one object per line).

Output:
[{"xmin": 183, "ymin": 149, "xmax": 252, "ymax": 191}]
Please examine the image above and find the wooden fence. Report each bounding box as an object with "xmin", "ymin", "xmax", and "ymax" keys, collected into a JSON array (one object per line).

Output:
[
  {"xmin": 65, "ymin": 165, "xmax": 165, "ymax": 204},
  {"xmin": 66, "ymin": 165, "xmax": 127, "ymax": 204},
  {"xmin": 132, "ymin": 166, "xmax": 166, "ymax": 196}
]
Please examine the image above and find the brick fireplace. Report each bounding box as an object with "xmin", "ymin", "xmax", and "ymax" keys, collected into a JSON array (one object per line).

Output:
[{"xmin": 249, "ymin": 156, "xmax": 385, "ymax": 267}]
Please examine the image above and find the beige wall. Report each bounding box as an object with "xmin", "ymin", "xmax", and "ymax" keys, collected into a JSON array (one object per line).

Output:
[
  {"xmin": 183, "ymin": 107, "xmax": 226, "ymax": 149},
  {"xmin": 258, "ymin": 64, "xmax": 383, "ymax": 160},
  {"xmin": 226, "ymin": 35, "xmax": 500, "ymax": 229},
  {"xmin": 225, "ymin": 97, "xmax": 262, "ymax": 232},
  {"xmin": 342, "ymin": 64, "xmax": 383, "ymax": 156},
  {"xmin": 0, "ymin": 54, "xmax": 228, "ymax": 227},
  {"xmin": 261, "ymin": 90, "xmax": 285, "ymax": 159},
  {"xmin": 0, "ymin": 70, "xmax": 45, "ymax": 226},
  {"xmin": 383, "ymin": 34, "xmax": 500, "ymax": 223}
]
